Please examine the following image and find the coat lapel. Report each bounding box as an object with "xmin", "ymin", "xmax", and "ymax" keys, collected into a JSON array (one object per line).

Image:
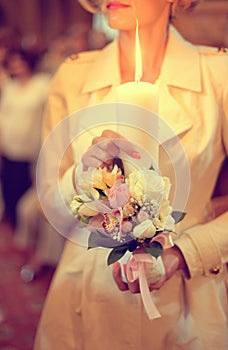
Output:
[
  {"xmin": 158, "ymin": 26, "xmax": 202, "ymax": 142},
  {"xmin": 82, "ymin": 39, "xmax": 121, "ymax": 94}
]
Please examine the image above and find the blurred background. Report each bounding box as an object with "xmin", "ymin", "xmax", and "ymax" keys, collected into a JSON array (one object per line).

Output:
[
  {"xmin": 0, "ymin": 1, "xmax": 227, "ymax": 349},
  {"xmin": 0, "ymin": 0, "xmax": 227, "ymax": 63}
]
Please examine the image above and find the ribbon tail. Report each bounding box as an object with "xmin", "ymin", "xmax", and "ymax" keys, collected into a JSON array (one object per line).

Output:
[{"xmin": 138, "ymin": 262, "xmax": 161, "ymax": 320}]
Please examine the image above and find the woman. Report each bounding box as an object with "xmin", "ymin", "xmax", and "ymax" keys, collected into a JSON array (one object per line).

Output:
[{"xmin": 34, "ymin": 0, "xmax": 228, "ymax": 349}]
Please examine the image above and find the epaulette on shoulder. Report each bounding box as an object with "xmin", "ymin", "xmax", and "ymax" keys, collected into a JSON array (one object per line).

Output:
[
  {"xmin": 197, "ymin": 44, "xmax": 228, "ymax": 55},
  {"xmin": 64, "ymin": 50, "xmax": 100, "ymax": 65}
]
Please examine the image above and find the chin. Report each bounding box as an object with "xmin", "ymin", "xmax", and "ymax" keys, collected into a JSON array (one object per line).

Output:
[{"xmin": 105, "ymin": 14, "xmax": 136, "ymax": 31}]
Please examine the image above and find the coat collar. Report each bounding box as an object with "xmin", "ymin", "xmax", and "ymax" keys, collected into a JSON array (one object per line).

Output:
[
  {"xmin": 81, "ymin": 39, "xmax": 120, "ymax": 94},
  {"xmin": 82, "ymin": 26, "xmax": 201, "ymax": 94},
  {"xmin": 161, "ymin": 26, "xmax": 201, "ymax": 92}
]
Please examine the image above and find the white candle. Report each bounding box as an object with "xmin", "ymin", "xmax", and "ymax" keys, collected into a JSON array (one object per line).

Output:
[
  {"xmin": 115, "ymin": 81, "xmax": 159, "ymax": 168},
  {"xmin": 116, "ymin": 18, "xmax": 160, "ymax": 112},
  {"xmin": 116, "ymin": 80, "xmax": 159, "ymax": 113},
  {"xmin": 107, "ymin": 18, "xmax": 160, "ymax": 167}
]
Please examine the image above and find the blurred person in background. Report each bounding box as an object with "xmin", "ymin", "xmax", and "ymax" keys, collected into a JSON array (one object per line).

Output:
[
  {"xmin": 0, "ymin": 48, "xmax": 50, "ymax": 229},
  {"xmin": 0, "ymin": 27, "xmax": 17, "ymax": 218},
  {"xmin": 0, "ymin": 48, "xmax": 67, "ymax": 282}
]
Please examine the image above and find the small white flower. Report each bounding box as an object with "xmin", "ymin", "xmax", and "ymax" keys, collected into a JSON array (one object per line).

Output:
[
  {"xmin": 163, "ymin": 215, "xmax": 175, "ymax": 231},
  {"xmin": 133, "ymin": 219, "xmax": 156, "ymax": 239},
  {"xmin": 78, "ymin": 203, "xmax": 99, "ymax": 216}
]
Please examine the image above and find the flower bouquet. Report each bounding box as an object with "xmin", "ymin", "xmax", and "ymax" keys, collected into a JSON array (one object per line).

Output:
[{"xmin": 70, "ymin": 158, "xmax": 185, "ymax": 319}]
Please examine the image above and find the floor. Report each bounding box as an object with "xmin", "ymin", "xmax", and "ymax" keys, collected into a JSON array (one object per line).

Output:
[{"xmin": 0, "ymin": 222, "xmax": 55, "ymax": 350}]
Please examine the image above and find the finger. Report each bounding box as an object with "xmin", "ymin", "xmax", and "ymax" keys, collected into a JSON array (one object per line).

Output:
[
  {"xmin": 92, "ymin": 136, "xmax": 110, "ymax": 146},
  {"xmin": 127, "ymin": 280, "xmax": 141, "ymax": 293},
  {"xmin": 148, "ymin": 276, "xmax": 166, "ymax": 291},
  {"xmin": 101, "ymin": 130, "xmax": 124, "ymax": 139},
  {"xmin": 106, "ymin": 141, "xmax": 121, "ymax": 158},
  {"xmin": 81, "ymin": 155, "xmax": 102, "ymax": 170},
  {"xmin": 113, "ymin": 138, "xmax": 141, "ymax": 159},
  {"xmin": 82, "ymin": 146, "xmax": 113, "ymax": 170},
  {"xmin": 112, "ymin": 262, "xmax": 129, "ymax": 291},
  {"xmin": 122, "ymin": 264, "xmax": 140, "ymax": 294},
  {"xmin": 100, "ymin": 130, "xmax": 141, "ymax": 160},
  {"xmin": 82, "ymin": 156, "xmax": 115, "ymax": 171},
  {"xmin": 92, "ymin": 137, "xmax": 120, "ymax": 158}
]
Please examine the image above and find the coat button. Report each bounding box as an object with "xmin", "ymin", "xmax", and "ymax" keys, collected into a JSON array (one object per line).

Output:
[
  {"xmin": 218, "ymin": 47, "xmax": 227, "ymax": 53},
  {"xmin": 70, "ymin": 54, "xmax": 79, "ymax": 61},
  {"xmin": 209, "ymin": 266, "xmax": 220, "ymax": 275}
]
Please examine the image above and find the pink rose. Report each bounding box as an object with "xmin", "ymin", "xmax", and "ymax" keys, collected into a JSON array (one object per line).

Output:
[{"xmin": 106, "ymin": 182, "xmax": 130, "ymax": 209}]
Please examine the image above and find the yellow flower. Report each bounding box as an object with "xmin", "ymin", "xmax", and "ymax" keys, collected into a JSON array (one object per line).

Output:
[
  {"xmin": 79, "ymin": 165, "xmax": 122, "ymax": 196},
  {"xmin": 163, "ymin": 176, "xmax": 172, "ymax": 200},
  {"xmin": 91, "ymin": 168, "xmax": 107, "ymax": 190},
  {"xmin": 78, "ymin": 168, "xmax": 106, "ymax": 195},
  {"xmin": 122, "ymin": 202, "xmax": 137, "ymax": 218},
  {"xmin": 126, "ymin": 169, "xmax": 145, "ymax": 200},
  {"xmin": 101, "ymin": 164, "xmax": 122, "ymax": 188}
]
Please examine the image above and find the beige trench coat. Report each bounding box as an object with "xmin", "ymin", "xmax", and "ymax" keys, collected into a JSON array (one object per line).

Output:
[{"xmin": 34, "ymin": 27, "xmax": 228, "ymax": 350}]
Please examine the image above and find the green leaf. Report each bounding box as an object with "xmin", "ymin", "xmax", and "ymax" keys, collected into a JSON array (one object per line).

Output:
[
  {"xmin": 171, "ymin": 211, "xmax": 186, "ymax": 224},
  {"xmin": 107, "ymin": 245, "xmax": 129, "ymax": 265},
  {"xmin": 88, "ymin": 232, "xmax": 101, "ymax": 249},
  {"xmin": 88, "ymin": 232, "xmax": 118, "ymax": 249},
  {"xmin": 145, "ymin": 241, "xmax": 163, "ymax": 259},
  {"xmin": 149, "ymin": 164, "xmax": 155, "ymax": 171}
]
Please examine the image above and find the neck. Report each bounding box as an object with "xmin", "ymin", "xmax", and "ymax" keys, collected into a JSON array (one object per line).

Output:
[{"xmin": 118, "ymin": 17, "xmax": 170, "ymax": 84}]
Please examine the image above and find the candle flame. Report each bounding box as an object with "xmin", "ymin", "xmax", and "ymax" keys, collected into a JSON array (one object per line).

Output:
[{"xmin": 135, "ymin": 19, "xmax": 142, "ymax": 83}]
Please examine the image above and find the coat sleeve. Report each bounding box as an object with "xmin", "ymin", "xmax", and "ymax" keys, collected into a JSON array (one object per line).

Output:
[
  {"xmin": 37, "ymin": 62, "xmax": 78, "ymax": 238},
  {"xmin": 175, "ymin": 54, "xmax": 228, "ymax": 278}
]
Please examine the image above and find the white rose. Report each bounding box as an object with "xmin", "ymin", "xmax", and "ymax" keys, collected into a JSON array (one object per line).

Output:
[
  {"xmin": 133, "ymin": 219, "xmax": 156, "ymax": 239},
  {"xmin": 141, "ymin": 169, "xmax": 165, "ymax": 202}
]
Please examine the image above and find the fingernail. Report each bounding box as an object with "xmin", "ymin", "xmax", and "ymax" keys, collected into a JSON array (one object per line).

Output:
[
  {"xmin": 132, "ymin": 151, "xmax": 141, "ymax": 159},
  {"xmin": 113, "ymin": 262, "xmax": 119, "ymax": 270}
]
